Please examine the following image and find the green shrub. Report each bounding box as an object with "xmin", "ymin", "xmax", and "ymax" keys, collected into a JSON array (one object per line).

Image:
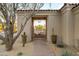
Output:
[
  {"xmin": 17, "ymin": 52, "xmax": 23, "ymax": 56},
  {"xmin": 62, "ymin": 50, "xmax": 73, "ymax": 56}
]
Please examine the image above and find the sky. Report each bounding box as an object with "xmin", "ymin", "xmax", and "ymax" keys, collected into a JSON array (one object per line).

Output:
[{"xmin": 40, "ymin": 3, "xmax": 64, "ymax": 10}]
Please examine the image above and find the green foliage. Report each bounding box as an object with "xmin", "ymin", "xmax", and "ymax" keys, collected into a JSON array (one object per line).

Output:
[
  {"xmin": 17, "ymin": 52, "xmax": 23, "ymax": 56},
  {"xmin": 62, "ymin": 50, "xmax": 73, "ymax": 56},
  {"xmin": 35, "ymin": 25, "xmax": 45, "ymax": 30}
]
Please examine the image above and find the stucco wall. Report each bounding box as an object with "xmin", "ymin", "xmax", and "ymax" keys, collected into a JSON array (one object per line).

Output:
[
  {"xmin": 73, "ymin": 6, "xmax": 79, "ymax": 48},
  {"xmin": 60, "ymin": 4, "xmax": 74, "ymax": 47},
  {"xmin": 47, "ymin": 12, "xmax": 61, "ymax": 43},
  {"xmin": 17, "ymin": 13, "xmax": 32, "ymax": 42},
  {"xmin": 61, "ymin": 12, "xmax": 74, "ymax": 46},
  {"xmin": 16, "ymin": 5, "xmax": 79, "ymax": 48},
  {"xmin": 17, "ymin": 11, "xmax": 61, "ymax": 43}
]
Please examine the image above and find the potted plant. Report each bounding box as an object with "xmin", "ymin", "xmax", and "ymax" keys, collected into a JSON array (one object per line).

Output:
[{"xmin": 51, "ymin": 28, "xmax": 57, "ymax": 44}]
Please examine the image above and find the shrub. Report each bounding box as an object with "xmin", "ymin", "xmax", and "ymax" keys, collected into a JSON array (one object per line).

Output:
[
  {"xmin": 62, "ymin": 50, "xmax": 73, "ymax": 56},
  {"xmin": 17, "ymin": 52, "xmax": 23, "ymax": 56}
]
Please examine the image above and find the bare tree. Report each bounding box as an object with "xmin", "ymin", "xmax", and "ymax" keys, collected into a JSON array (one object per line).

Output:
[{"xmin": 0, "ymin": 3, "xmax": 44, "ymax": 51}]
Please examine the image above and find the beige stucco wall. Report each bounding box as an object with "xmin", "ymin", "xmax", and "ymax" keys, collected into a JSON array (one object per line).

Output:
[
  {"xmin": 17, "ymin": 10, "xmax": 61, "ymax": 43},
  {"xmin": 16, "ymin": 4, "xmax": 79, "ymax": 48},
  {"xmin": 17, "ymin": 13, "xmax": 32, "ymax": 42},
  {"xmin": 73, "ymin": 6, "xmax": 79, "ymax": 48},
  {"xmin": 47, "ymin": 11, "xmax": 61, "ymax": 43},
  {"xmin": 60, "ymin": 4, "xmax": 76, "ymax": 47}
]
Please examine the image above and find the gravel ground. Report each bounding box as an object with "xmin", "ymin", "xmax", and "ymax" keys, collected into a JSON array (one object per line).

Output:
[
  {"xmin": 0, "ymin": 37, "xmax": 77, "ymax": 56},
  {"xmin": 0, "ymin": 39, "xmax": 54, "ymax": 56}
]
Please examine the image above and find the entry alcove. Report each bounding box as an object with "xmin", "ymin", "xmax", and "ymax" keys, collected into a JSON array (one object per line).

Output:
[{"xmin": 32, "ymin": 15, "xmax": 47, "ymax": 41}]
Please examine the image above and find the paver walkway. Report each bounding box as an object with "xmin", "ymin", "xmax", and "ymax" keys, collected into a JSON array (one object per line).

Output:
[{"xmin": 32, "ymin": 39, "xmax": 54, "ymax": 56}]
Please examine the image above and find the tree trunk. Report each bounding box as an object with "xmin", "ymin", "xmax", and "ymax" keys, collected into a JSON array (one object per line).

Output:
[
  {"xmin": 4, "ymin": 21, "xmax": 14, "ymax": 51},
  {"xmin": 4, "ymin": 34, "xmax": 13, "ymax": 51},
  {"xmin": 5, "ymin": 42, "xmax": 13, "ymax": 51},
  {"xmin": 5, "ymin": 34, "xmax": 14, "ymax": 51}
]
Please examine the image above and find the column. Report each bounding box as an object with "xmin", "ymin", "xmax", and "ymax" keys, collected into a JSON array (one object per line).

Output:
[{"xmin": 62, "ymin": 4, "xmax": 74, "ymax": 47}]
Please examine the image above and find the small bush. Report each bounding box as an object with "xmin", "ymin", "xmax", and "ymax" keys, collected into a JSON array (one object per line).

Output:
[
  {"xmin": 62, "ymin": 50, "xmax": 73, "ymax": 56},
  {"xmin": 17, "ymin": 52, "xmax": 23, "ymax": 56}
]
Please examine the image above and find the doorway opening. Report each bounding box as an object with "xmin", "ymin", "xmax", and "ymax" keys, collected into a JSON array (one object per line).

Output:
[{"xmin": 32, "ymin": 16, "xmax": 47, "ymax": 41}]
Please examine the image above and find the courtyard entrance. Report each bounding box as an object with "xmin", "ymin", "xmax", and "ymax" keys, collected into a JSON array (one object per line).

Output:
[{"xmin": 32, "ymin": 15, "xmax": 47, "ymax": 41}]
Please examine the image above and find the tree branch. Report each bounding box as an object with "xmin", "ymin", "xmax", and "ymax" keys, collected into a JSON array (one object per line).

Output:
[
  {"xmin": 12, "ymin": 4, "xmax": 37, "ymax": 45},
  {"xmin": 0, "ymin": 3, "xmax": 8, "ymax": 21}
]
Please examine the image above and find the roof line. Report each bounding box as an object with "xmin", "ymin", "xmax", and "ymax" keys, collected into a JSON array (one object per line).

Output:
[{"xmin": 17, "ymin": 10, "xmax": 59, "ymax": 12}]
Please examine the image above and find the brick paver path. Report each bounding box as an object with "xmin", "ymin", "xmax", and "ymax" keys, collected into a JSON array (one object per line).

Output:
[{"xmin": 32, "ymin": 39, "xmax": 54, "ymax": 56}]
